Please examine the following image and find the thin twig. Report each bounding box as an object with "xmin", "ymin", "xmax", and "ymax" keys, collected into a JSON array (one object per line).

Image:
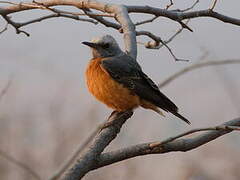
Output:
[
  {"xmin": 2, "ymin": 15, "xmax": 30, "ymax": 36},
  {"xmin": 81, "ymin": 8, "xmax": 120, "ymax": 29},
  {"xmin": 0, "ymin": 77, "xmax": 12, "ymax": 101},
  {"xmin": 135, "ymin": 16, "xmax": 158, "ymax": 26},
  {"xmin": 158, "ymin": 19, "xmax": 190, "ymax": 49},
  {"xmin": 0, "ymin": 23, "xmax": 8, "ymax": 34},
  {"xmin": 137, "ymin": 31, "xmax": 189, "ymax": 61},
  {"xmin": 0, "ymin": 1, "xmax": 18, "ymax": 5},
  {"xmin": 0, "ymin": 149, "xmax": 41, "ymax": 180},
  {"xmin": 0, "ymin": 79, "xmax": 40, "ymax": 180},
  {"xmin": 166, "ymin": 0, "xmax": 173, "ymax": 10},
  {"xmin": 149, "ymin": 125, "xmax": 240, "ymax": 148},
  {"xmin": 158, "ymin": 59, "xmax": 240, "ymax": 88},
  {"xmin": 19, "ymin": 13, "xmax": 98, "ymax": 27},
  {"xmin": 160, "ymin": 40, "xmax": 189, "ymax": 62},
  {"xmin": 178, "ymin": 20, "xmax": 193, "ymax": 32},
  {"xmin": 210, "ymin": 0, "xmax": 218, "ymax": 10},
  {"xmin": 180, "ymin": 0, "xmax": 199, "ymax": 12}
]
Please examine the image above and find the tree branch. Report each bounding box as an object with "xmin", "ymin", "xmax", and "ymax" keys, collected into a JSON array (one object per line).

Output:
[
  {"xmin": 91, "ymin": 118, "xmax": 240, "ymax": 170},
  {"xmin": 2, "ymin": 15, "xmax": 30, "ymax": 36},
  {"xmin": 137, "ymin": 30, "xmax": 189, "ymax": 62},
  {"xmin": 64, "ymin": 111, "xmax": 133, "ymax": 180},
  {"xmin": 49, "ymin": 119, "xmax": 110, "ymax": 180},
  {"xmin": 180, "ymin": 0, "xmax": 199, "ymax": 12},
  {"xmin": 0, "ymin": 149, "xmax": 41, "ymax": 180},
  {"xmin": 15, "ymin": 13, "xmax": 98, "ymax": 28},
  {"xmin": 1, "ymin": 0, "xmax": 240, "ymax": 56},
  {"xmin": 0, "ymin": 78, "xmax": 41, "ymax": 180},
  {"xmin": 135, "ymin": 15, "xmax": 158, "ymax": 26},
  {"xmin": 0, "ymin": 22, "xmax": 8, "ymax": 34},
  {"xmin": 0, "ymin": 0, "xmax": 137, "ymax": 58},
  {"xmin": 127, "ymin": 6, "xmax": 240, "ymax": 26},
  {"xmin": 158, "ymin": 59, "xmax": 240, "ymax": 88}
]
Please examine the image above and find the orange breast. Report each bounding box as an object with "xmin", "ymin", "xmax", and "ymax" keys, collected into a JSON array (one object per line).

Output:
[{"xmin": 85, "ymin": 58, "xmax": 140, "ymax": 111}]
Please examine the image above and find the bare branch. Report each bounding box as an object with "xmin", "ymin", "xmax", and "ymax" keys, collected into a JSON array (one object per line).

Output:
[
  {"xmin": 127, "ymin": 6, "xmax": 240, "ymax": 26},
  {"xmin": 0, "ymin": 0, "xmax": 137, "ymax": 58},
  {"xmin": 92, "ymin": 117, "xmax": 240, "ymax": 170},
  {"xmin": 135, "ymin": 15, "xmax": 158, "ymax": 26},
  {"xmin": 1, "ymin": 0, "xmax": 240, "ymax": 56},
  {"xmin": 0, "ymin": 78, "xmax": 41, "ymax": 180},
  {"xmin": 210, "ymin": 0, "xmax": 218, "ymax": 11},
  {"xmin": 166, "ymin": 0, "xmax": 174, "ymax": 10},
  {"xmin": 137, "ymin": 31, "xmax": 189, "ymax": 62},
  {"xmin": 181, "ymin": 0, "xmax": 199, "ymax": 12},
  {"xmin": 49, "ymin": 120, "xmax": 108, "ymax": 180},
  {"xmin": 158, "ymin": 19, "xmax": 190, "ymax": 49},
  {"xmin": 82, "ymin": 8, "xmax": 120, "ymax": 29},
  {"xmin": 149, "ymin": 125, "xmax": 240, "ymax": 148},
  {"xmin": 0, "ymin": 77, "xmax": 12, "ymax": 101},
  {"xmin": 20, "ymin": 14, "xmax": 98, "ymax": 27},
  {"xmin": 1, "ymin": 13, "xmax": 98, "ymax": 36},
  {"xmin": 64, "ymin": 111, "xmax": 133, "ymax": 180},
  {"xmin": 0, "ymin": 149, "xmax": 41, "ymax": 180},
  {"xmin": 2, "ymin": 15, "xmax": 30, "ymax": 36},
  {"xmin": 158, "ymin": 59, "xmax": 240, "ymax": 88},
  {"xmin": 0, "ymin": 22, "xmax": 8, "ymax": 34}
]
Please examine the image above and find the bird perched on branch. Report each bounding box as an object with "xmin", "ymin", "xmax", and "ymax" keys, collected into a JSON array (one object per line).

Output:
[{"xmin": 82, "ymin": 35, "xmax": 190, "ymax": 124}]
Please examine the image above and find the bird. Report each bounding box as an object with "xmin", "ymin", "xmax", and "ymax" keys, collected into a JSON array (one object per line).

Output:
[{"xmin": 82, "ymin": 35, "xmax": 190, "ymax": 124}]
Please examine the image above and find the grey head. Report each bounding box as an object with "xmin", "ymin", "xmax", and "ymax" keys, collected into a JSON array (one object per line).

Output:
[{"xmin": 82, "ymin": 35, "xmax": 123, "ymax": 58}]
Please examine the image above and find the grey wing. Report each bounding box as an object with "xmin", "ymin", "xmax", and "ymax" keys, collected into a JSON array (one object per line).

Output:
[
  {"xmin": 101, "ymin": 54, "xmax": 178, "ymax": 113},
  {"xmin": 101, "ymin": 54, "xmax": 142, "ymax": 89}
]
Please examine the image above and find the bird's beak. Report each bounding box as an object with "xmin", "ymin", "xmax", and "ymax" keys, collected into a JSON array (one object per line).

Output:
[{"xmin": 82, "ymin": 41, "xmax": 99, "ymax": 48}]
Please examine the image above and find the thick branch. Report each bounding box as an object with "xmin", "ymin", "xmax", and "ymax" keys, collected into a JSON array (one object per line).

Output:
[
  {"xmin": 64, "ymin": 111, "xmax": 133, "ymax": 180},
  {"xmin": 127, "ymin": 6, "xmax": 240, "ymax": 26},
  {"xmin": 93, "ymin": 118, "xmax": 240, "ymax": 169},
  {"xmin": 15, "ymin": 13, "xmax": 97, "ymax": 27}
]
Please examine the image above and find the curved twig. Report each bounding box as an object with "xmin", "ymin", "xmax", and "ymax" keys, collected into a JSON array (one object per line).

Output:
[{"xmin": 158, "ymin": 59, "xmax": 240, "ymax": 88}]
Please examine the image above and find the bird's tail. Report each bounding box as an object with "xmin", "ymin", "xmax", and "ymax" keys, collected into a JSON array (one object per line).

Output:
[{"xmin": 172, "ymin": 112, "xmax": 191, "ymax": 125}]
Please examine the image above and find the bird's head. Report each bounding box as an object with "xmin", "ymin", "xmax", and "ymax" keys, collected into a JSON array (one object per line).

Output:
[{"xmin": 82, "ymin": 35, "xmax": 123, "ymax": 58}]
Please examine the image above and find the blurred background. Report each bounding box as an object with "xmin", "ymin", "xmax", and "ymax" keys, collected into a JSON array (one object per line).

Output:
[{"xmin": 0, "ymin": 0, "xmax": 240, "ymax": 179}]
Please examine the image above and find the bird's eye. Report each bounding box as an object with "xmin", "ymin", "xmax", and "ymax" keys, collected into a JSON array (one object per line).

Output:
[{"xmin": 102, "ymin": 43, "xmax": 110, "ymax": 49}]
